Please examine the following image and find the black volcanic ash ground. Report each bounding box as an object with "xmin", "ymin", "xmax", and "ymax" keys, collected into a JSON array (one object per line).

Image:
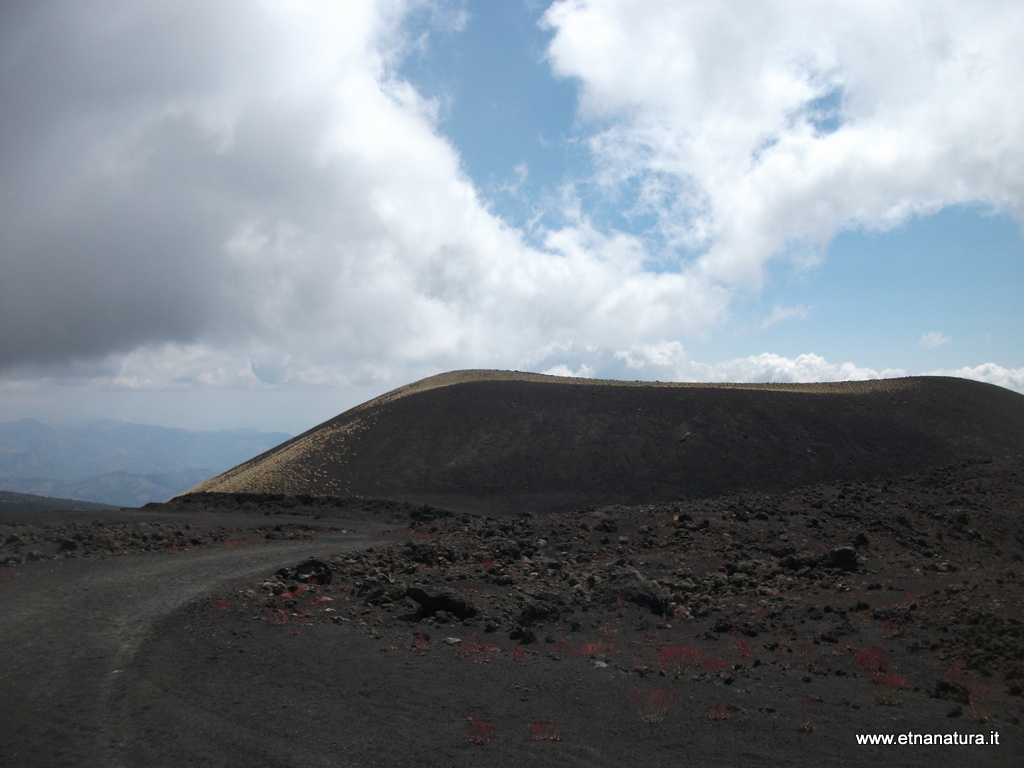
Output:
[{"xmin": 108, "ymin": 456, "xmax": 1024, "ymax": 767}]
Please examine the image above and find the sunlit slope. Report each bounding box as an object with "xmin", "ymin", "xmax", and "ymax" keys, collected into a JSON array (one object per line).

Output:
[{"xmin": 185, "ymin": 371, "xmax": 1024, "ymax": 512}]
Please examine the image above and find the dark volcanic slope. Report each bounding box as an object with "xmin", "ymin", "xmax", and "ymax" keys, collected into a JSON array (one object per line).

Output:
[{"xmin": 186, "ymin": 371, "xmax": 1024, "ymax": 513}]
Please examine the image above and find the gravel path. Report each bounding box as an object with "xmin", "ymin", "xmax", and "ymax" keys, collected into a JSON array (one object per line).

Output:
[{"xmin": 0, "ymin": 532, "xmax": 383, "ymax": 767}]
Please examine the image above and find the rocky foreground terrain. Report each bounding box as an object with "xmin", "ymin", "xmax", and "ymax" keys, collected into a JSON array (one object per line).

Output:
[{"xmin": 3, "ymin": 455, "xmax": 1021, "ymax": 766}]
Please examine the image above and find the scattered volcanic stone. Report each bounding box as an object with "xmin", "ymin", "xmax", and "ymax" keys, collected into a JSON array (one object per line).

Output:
[
  {"xmin": 405, "ymin": 586, "xmax": 478, "ymax": 621},
  {"xmin": 596, "ymin": 577, "xmax": 671, "ymax": 616},
  {"xmin": 825, "ymin": 546, "xmax": 859, "ymax": 571},
  {"xmin": 276, "ymin": 559, "xmax": 333, "ymax": 585},
  {"xmin": 517, "ymin": 600, "xmax": 561, "ymax": 626}
]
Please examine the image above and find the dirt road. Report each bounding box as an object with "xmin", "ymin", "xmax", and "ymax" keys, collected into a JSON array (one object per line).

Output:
[{"xmin": 0, "ymin": 532, "xmax": 382, "ymax": 767}]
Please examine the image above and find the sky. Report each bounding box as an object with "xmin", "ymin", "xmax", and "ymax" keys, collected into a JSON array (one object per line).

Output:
[{"xmin": 1, "ymin": 0, "xmax": 1022, "ymax": 434}]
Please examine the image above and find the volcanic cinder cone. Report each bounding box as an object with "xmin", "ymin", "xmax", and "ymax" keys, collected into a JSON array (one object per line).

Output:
[{"xmin": 185, "ymin": 370, "xmax": 1024, "ymax": 513}]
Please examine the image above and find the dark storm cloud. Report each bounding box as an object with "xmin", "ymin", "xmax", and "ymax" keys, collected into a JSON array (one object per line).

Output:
[
  {"xmin": 0, "ymin": 1, "xmax": 239, "ymax": 365},
  {"xmin": 0, "ymin": 0, "xmax": 371, "ymax": 367}
]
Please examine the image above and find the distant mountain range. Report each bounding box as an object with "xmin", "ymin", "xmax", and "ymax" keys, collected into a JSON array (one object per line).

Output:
[
  {"xmin": 0, "ymin": 419, "xmax": 291, "ymax": 507},
  {"xmin": 0, "ymin": 489, "xmax": 120, "ymax": 515}
]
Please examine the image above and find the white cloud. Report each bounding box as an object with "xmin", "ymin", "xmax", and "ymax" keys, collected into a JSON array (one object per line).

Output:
[
  {"xmin": 927, "ymin": 363, "xmax": 1024, "ymax": 392},
  {"xmin": 542, "ymin": 363, "xmax": 596, "ymax": 378},
  {"xmin": 543, "ymin": 0, "xmax": 1024, "ymax": 289},
  {"xmin": 691, "ymin": 353, "xmax": 908, "ymax": 384},
  {"xmin": 611, "ymin": 350, "xmax": 907, "ymax": 385},
  {"xmin": 919, "ymin": 331, "xmax": 952, "ymax": 349},
  {"xmin": 614, "ymin": 341, "xmax": 687, "ymax": 371},
  {"xmin": 558, "ymin": 341, "xmax": 914, "ymax": 386},
  {"xmin": 761, "ymin": 304, "xmax": 812, "ymax": 330}
]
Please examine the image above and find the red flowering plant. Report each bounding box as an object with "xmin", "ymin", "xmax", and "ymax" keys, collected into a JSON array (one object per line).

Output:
[
  {"xmin": 467, "ymin": 717, "xmax": 495, "ymax": 745},
  {"xmin": 633, "ymin": 686, "xmax": 677, "ymax": 723},
  {"xmin": 856, "ymin": 645, "xmax": 908, "ymax": 705},
  {"xmin": 529, "ymin": 718, "xmax": 561, "ymax": 741}
]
